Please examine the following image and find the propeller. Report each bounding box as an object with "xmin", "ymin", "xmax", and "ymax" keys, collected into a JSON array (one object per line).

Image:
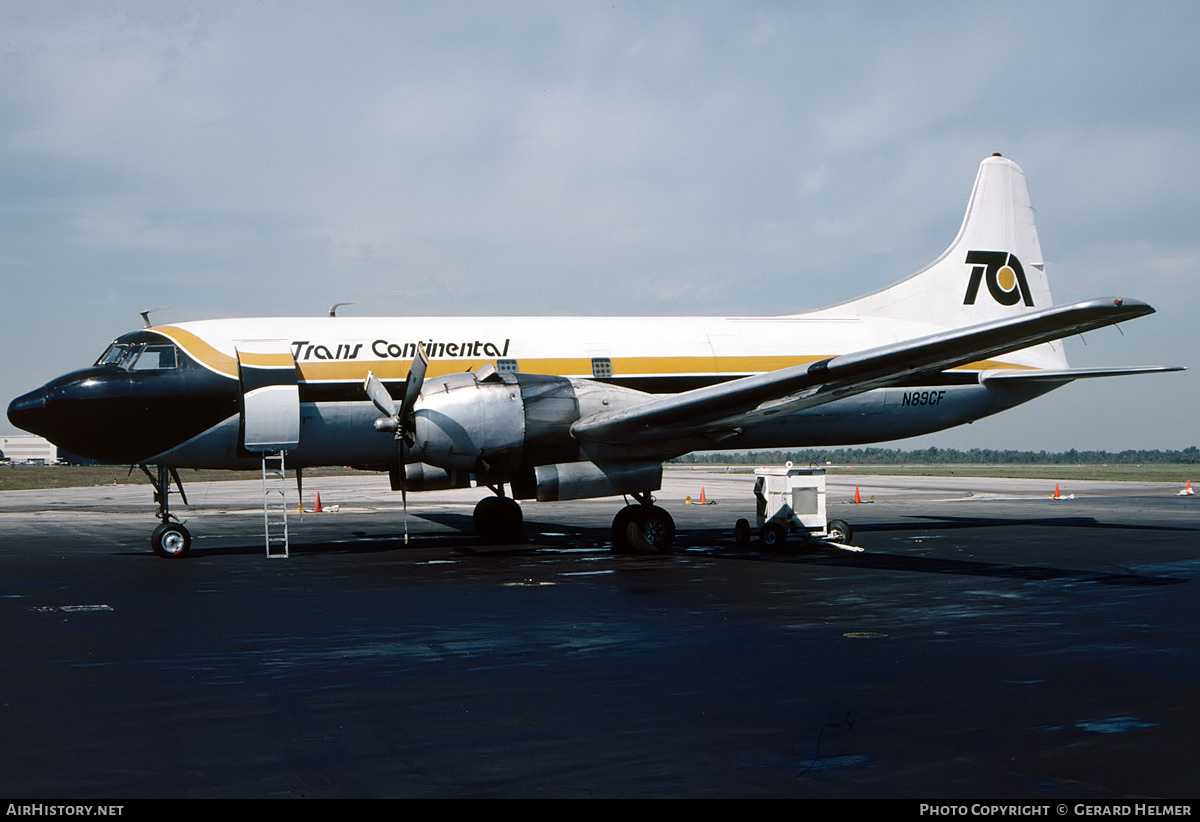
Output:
[{"xmin": 364, "ymin": 344, "xmax": 429, "ymax": 542}]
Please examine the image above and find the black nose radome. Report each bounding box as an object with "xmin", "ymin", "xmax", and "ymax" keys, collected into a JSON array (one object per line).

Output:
[{"xmin": 7, "ymin": 387, "xmax": 49, "ymax": 436}]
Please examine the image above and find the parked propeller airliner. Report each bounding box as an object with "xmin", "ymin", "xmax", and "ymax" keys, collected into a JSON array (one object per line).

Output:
[{"xmin": 7, "ymin": 155, "xmax": 1183, "ymax": 557}]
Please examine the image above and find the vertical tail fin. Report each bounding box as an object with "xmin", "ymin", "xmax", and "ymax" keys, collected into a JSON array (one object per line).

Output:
[{"xmin": 813, "ymin": 154, "xmax": 1066, "ymax": 368}]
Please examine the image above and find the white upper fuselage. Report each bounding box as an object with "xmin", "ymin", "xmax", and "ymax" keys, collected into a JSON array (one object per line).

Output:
[{"xmin": 155, "ymin": 310, "xmax": 1052, "ymax": 387}]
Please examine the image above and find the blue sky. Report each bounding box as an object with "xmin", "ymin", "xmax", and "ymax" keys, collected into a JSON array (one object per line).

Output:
[{"xmin": 2, "ymin": 1, "xmax": 1196, "ymax": 451}]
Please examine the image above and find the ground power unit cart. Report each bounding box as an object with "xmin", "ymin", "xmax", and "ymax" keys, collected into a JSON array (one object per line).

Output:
[{"xmin": 735, "ymin": 464, "xmax": 856, "ymax": 550}]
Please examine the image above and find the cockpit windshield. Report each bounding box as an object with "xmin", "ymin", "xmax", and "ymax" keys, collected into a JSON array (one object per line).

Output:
[{"xmin": 95, "ymin": 342, "xmax": 181, "ymax": 372}]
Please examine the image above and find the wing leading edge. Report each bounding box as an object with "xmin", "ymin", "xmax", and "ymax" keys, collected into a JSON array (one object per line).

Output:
[{"xmin": 571, "ymin": 297, "xmax": 1177, "ymax": 446}]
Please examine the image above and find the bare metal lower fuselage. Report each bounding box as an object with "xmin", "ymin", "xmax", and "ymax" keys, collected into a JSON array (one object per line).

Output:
[{"xmin": 149, "ymin": 379, "xmax": 1057, "ymax": 471}]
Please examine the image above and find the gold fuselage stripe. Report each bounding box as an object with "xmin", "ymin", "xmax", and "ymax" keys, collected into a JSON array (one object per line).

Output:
[{"xmin": 236, "ymin": 351, "xmax": 297, "ymax": 369}]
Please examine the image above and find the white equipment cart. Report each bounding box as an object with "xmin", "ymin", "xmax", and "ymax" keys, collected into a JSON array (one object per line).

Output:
[{"xmin": 734, "ymin": 463, "xmax": 854, "ymax": 549}]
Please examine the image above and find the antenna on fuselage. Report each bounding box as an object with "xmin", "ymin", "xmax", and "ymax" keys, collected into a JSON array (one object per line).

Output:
[
  {"xmin": 329, "ymin": 302, "xmax": 353, "ymax": 317},
  {"xmin": 139, "ymin": 306, "xmax": 172, "ymax": 328}
]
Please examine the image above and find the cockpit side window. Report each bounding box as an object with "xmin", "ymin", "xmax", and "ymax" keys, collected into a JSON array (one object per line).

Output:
[{"xmin": 129, "ymin": 344, "xmax": 179, "ymax": 371}]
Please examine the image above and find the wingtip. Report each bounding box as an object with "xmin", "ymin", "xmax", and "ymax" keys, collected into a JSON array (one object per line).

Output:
[
  {"xmin": 1070, "ymin": 296, "xmax": 1155, "ymax": 317},
  {"xmin": 1112, "ymin": 296, "xmax": 1154, "ymax": 313}
]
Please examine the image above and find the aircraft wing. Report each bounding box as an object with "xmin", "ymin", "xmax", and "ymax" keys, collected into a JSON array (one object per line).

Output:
[{"xmin": 571, "ymin": 297, "xmax": 1168, "ymax": 446}]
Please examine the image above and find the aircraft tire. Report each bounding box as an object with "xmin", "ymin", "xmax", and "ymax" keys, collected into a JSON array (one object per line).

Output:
[
  {"xmin": 611, "ymin": 505, "xmax": 675, "ymax": 554},
  {"xmin": 826, "ymin": 519, "xmax": 853, "ymax": 544},
  {"xmin": 610, "ymin": 506, "xmax": 638, "ymax": 553},
  {"xmin": 734, "ymin": 518, "xmax": 752, "ymax": 549},
  {"xmin": 151, "ymin": 522, "xmax": 191, "ymax": 559},
  {"xmin": 759, "ymin": 522, "xmax": 786, "ymax": 549},
  {"xmin": 473, "ymin": 496, "xmax": 523, "ymax": 542}
]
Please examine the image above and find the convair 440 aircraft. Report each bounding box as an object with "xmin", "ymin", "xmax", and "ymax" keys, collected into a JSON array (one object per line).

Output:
[{"xmin": 7, "ymin": 155, "xmax": 1183, "ymax": 557}]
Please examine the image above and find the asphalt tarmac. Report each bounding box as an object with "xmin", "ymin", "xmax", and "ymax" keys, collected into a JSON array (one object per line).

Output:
[{"xmin": 0, "ymin": 467, "xmax": 1196, "ymax": 799}]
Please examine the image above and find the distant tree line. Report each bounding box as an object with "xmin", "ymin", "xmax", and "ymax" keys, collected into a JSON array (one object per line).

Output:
[{"xmin": 671, "ymin": 446, "xmax": 1200, "ymax": 465}]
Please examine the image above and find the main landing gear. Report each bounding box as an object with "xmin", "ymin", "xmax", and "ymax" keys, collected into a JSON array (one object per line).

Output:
[
  {"xmin": 140, "ymin": 464, "xmax": 191, "ymax": 558},
  {"xmin": 611, "ymin": 493, "xmax": 675, "ymax": 554},
  {"xmin": 472, "ymin": 486, "xmax": 523, "ymax": 542},
  {"xmin": 470, "ymin": 488, "xmax": 676, "ymax": 554}
]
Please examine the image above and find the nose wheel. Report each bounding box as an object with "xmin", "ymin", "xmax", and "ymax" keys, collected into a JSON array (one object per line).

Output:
[{"xmin": 151, "ymin": 521, "xmax": 192, "ymax": 558}]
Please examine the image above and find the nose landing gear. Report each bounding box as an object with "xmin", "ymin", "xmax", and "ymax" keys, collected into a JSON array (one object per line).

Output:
[{"xmin": 141, "ymin": 464, "xmax": 191, "ymax": 558}]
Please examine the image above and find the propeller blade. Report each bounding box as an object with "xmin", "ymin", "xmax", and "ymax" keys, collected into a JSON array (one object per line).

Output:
[
  {"xmin": 401, "ymin": 343, "xmax": 429, "ymax": 419},
  {"xmin": 363, "ymin": 371, "xmax": 397, "ymax": 418},
  {"xmin": 400, "ymin": 442, "xmax": 409, "ymax": 545}
]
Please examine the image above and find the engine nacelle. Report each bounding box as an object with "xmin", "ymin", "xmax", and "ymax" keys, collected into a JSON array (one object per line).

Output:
[
  {"xmin": 411, "ymin": 371, "xmax": 651, "ymax": 476},
  {"xmin": 413, "ymin": 372, "xmax": 525, "ymax": 473},
  {"xmin": 391, "ymin": 462, "xmax": 473, "ymax": 492},
  {"xmin": 533, "ymin": 460, "xmax": 662, "ymax": 502}
]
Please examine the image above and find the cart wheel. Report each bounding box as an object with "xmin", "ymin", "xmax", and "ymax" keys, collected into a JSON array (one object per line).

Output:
[
  {"xmin": 734, "ymin": 518, "xmax": 751, "ymax": 548},
  {"xmin": 826, "ymin": 519, "xmax": 852, "ymax": 544},
  {"xmin": 759, "ymin": 522, "xmax": 786, "ymax": 549}
]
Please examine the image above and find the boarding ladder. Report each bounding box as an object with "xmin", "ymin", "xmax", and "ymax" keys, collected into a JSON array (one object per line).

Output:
[{"xmin": 261, "ymin": 451, "xmax": 289, "ymax": 558}]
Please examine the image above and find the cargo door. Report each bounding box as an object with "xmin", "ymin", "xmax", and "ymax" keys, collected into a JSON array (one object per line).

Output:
[{"xmin": 236, "ymin": 340, "xmax": 300, "ymax": 452}]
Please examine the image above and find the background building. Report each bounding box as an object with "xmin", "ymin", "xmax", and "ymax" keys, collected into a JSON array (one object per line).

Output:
[{"xmin": 1, "ymin": 435, "xmax": 58, "ymax": 465}]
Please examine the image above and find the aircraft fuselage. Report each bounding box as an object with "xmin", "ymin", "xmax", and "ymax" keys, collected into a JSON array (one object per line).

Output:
[{"xmin": 9, "ymin": 313, "xmax": 1056, "ymax": 472}]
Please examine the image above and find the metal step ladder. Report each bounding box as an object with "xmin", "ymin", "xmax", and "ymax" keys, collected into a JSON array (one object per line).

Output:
[{"xmin": 261, "ymin": 451, "xmax": 289, "ymax": 558}]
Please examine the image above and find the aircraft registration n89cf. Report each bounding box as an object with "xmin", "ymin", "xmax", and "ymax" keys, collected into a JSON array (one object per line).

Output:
[{"xmin": 7, "ymin": 155, "xmax": 1183, "ymax": 557}]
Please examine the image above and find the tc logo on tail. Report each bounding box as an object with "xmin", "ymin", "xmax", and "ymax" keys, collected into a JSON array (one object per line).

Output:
[{"xmin": 963, "ymin": 251, "xmax": 1034, "ymax": 307}]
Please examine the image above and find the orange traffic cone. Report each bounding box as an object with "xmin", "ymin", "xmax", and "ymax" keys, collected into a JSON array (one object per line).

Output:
[
  {"xmin": 314, "ymin": 492, "xmax": 323, "ymax": 513},
  {"xmin": 1178, "ymin": 480, "xmax": 1194, "ymax": 497},
  {"xmin": 1051, "ymin": 484, "xmax": 1061, "ymax": 500},
  {"xmin": 698, "ymin": 487, "xmax": 707, "ymax": 504},
  {"xmin": 854, "ymin": 486, "xmax": 862, "ymax": 503}
]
